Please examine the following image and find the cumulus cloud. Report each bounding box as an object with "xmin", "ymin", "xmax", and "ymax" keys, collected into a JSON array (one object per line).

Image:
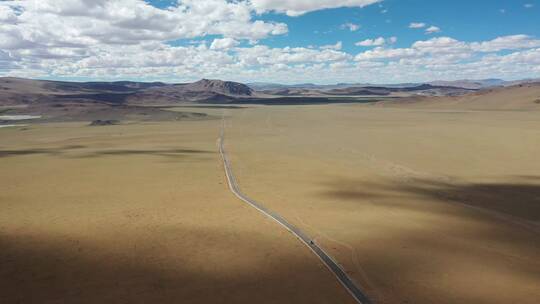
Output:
[
  {"xmin": 425, "ymin": 26, "xmax": 441, "ymax": 34},
  {"xmin": 341, "ymin": 23, "xmax": 361, "ymax": 31},
  {"xmin": 356, "ymin": 37, "xmax": 386, "ymax": 46},
  {"xmin": 210, "ymin": 38, "xmax": 239, "ymax": 50},
  {"xmin": 236, "ymin": 45, "xmax": 352, "ymax": 66},
  {"xmin": 410, "ymin": 23, "xmax": 441, "ymax": 34},
  {"xmin": 355, "ymin": 47, "xmax": 418, "ymax": 60},
  {"xmin": 471, "ymin": 35, "xmax": 540, "ymax": 52},
  {"xmin": 0, "ymin": 1, "xmax": 539, "ymax": 84},
  {"xmin": 5, "ymin": 39, "xmax": 540, "ymax": 84},
  {"xmin": 0, "ymin": 0, "xmax": 289, "ymax": 50},
  {"xmin": 356, "ymin": 37, "xmax": 396, "ymax": 47},
  {"xmin": 250, "ymin": 0, "xmax": 382, "ymax": 16},
  {"xmin": 321, "ymin": 41, "xmax": 343, "ymax": 50},
  {"xmin": 0, "ymin": 49, "xmax": 17, "ymax": 71},
  {"xmin": 409, "ymin": 22, "xmax": 426, "ymax": 29},
  {"xmin": 355, "ymin": 35, "xmax": 540, "ymax": 65}
]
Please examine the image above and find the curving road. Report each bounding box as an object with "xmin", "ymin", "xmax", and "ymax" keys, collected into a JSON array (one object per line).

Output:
[{"xmin": 218, "ymin": 117, "xmax": 371, "ymax": 304}]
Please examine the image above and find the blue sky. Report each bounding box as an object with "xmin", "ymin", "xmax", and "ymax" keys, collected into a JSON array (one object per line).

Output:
[
  {"xmin": 0, "ymin": 0, "xmax": 539, "ymax": 83},
  {"xmin": 255, "ymin": 1, "xmax": 539, "ymax": 52}
]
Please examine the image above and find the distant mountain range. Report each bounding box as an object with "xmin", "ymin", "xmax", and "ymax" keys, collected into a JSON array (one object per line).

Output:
[
  {"xmin": 1, "ymin": 77, "xmax": 539, "ymax": 108},
  {"xmin": 1, "ymin": 77, "xmax": 539, "ymax": 124},
  {"xmin": 248, "ymin": 78, "xmax": 540, "ymax": 91},
  {"xmin": 0, "ymin": 78, "xmax": 255, "ymax": 105},
  {"xmin": 262, "ymin": 83, "xmax": 481, "ymax": 98}
]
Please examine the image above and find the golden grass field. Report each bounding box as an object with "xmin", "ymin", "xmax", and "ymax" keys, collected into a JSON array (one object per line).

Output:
[
  {"xmin": 0, "ymin": 118, "xmax": 355, "ymax": 304},
  {"xmin": 1, "ymin": 99, "xmax": 540, "ymax": 303},
  {"xmin": 224, "ymin": 104, "xmax": 540, "ymax": 304}
]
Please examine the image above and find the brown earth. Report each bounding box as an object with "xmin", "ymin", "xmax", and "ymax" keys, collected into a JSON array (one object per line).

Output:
[
  {"xmin": 2, "ymin": 85, "xmax": 540, "ymax": 303},
  {"xmin": 0, "ymin": 118, "xmax": 355, "ymax": 304},
  {"xmin": 224, "ymin": 104, "xmax": 540, "ymax": 304},
  {"xmin": 374, "ymin": 82, "xmax": 540, "ymax": 110}
]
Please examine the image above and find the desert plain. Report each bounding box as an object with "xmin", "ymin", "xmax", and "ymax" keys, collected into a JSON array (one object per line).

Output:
[
  {"xmin": 224, "ymin": 103, "xmax": 540, "ymax": 304},
  {"xmin": 1, "ymin": 89, "xmax": 540, "ymax": 304}
]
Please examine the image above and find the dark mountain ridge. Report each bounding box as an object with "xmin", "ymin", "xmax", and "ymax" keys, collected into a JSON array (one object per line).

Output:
[{"xmin": 0, "ymin": 77, "xmax": 254, "ymax": 105}]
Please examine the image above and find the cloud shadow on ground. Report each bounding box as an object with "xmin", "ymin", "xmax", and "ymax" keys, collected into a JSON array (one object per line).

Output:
[
  {"xmin": 0, "ymin": 146, "xmax": 213, "ymax": 160},
  {"xmin": 0, "ymin": 225, "xmax": 354, "ymax": 304},
  {"xmin": 319, "ymin": 176, "xmax": 540, "ymax": 223}
]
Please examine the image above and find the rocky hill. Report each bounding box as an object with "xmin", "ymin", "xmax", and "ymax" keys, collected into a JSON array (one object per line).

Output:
[
  {"xmin": 184, "ymin": 79, "xmax": 253, "ymax": 96},
  {"xmin": 0, "ymin": 77, "xmax": 256, "ymax": 105},
  {"xmin": 127, "ymin": 79, "xmax": 254, "ymax": 104}
]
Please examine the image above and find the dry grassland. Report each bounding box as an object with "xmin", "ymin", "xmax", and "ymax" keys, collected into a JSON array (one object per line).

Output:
[
  {"xmin": 2, "ymin": 101, "xmax": 539, "ymax": 304},
  {"xmin": 225, "ymin": 105, "xmax": 540, "ymax": 304},
  {"xmin": 0, "ymin": 118, "xmax": 355, "ymax": 304}
]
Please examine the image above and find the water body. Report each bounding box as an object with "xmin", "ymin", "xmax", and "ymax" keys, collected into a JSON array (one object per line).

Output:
[
  {"xmin": 0, "ymin": 124, "xmax": 28, "ymax": 128},
  {"xmin": 0, "ymin": 115, "xmax": 41, "ymax": 120}
]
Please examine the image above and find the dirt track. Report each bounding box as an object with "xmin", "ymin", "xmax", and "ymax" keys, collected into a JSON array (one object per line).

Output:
[{"xmin": 219, "ymin": 115, "xmax": 370, "ymax": 303}]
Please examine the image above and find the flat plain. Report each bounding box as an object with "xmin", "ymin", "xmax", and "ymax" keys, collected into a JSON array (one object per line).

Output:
[
  {"xmin": 0, "ymin": 117, "xmax": 355, "ymax": 304},
  {"xmin": 224, "ymin": 104, "xmax": 540, "ymax": 304},
  {"xmin": 1, "ymin": 99, "xmax": 539, "ymax": 304}
]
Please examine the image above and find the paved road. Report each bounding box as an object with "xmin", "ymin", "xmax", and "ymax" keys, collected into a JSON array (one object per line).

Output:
[{"xmin": 218, "ymin": 118, "xmax": 371, "ymax": 304}]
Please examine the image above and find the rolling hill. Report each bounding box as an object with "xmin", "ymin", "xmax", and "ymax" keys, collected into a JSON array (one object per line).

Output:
[{"xmin": 374, "ymin": 83, "xmax": 540, "ymax": 110}]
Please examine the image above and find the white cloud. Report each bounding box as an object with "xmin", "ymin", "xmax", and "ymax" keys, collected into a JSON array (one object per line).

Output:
[
  {"xmin": 356, "ymin": 37, "xmax": 396, "ymax": 47},
  {"xmin": 354, "ymin": 35, "xmax": 540, "ymax": 63},
  {"xmin": 5, "ymin": 40, "xmax": 540, "ymax": 84},
  {"xmin": 0, "ymin": 0, "xmax": 289, "ymax": 50},
  {"xmin": 0, "ymin": 4, "xmax": 18, "ymax": 23},
  {"xmin": 425, "ymin": 26, "xmax": 441, "ymax": 34},
  {"xmin": 341, "ymin": 23, "xmax": 361, "ymax": 31},
  {"xmin": 471, "ymin": 35, "xmax": 540, "ymax": 52},
  {"xmin": 410, "ymin": 23, "xmax": 441, "ymax": 34},
  {"xmin": 210, "ymin": 38, "xmax": 239, "ymax": 50},
  {"xmin": 350, "ymin": 36, "xmax": 540, "ymax": 83},
  {"xmin": 356, "ymin": 35, "xmax": 540, "ymax": 60},
  {"xmin": 236, "ymin": 45, "xmax": 352, "ymax": 66},
  {"xmin": 0, "ymin": 1, "xmax": 539, "ymax": 84},
  {"xmin": 250, "ymin": 0, "xmax": 382, "ymax": 16},
  {"xmin": 524, "ymin": 3, "xmax": 534, "ymax": 8},
  {"xmin": 409, "ymin": 22, "xmax": 426, "ymax": 29},
  {"xmin": 321, "ymin": 41, "xmax": 343, "ymax": 50},
  {"xmin": 356, "ymin": 37, "xmax": 386, "ymax": 46},
  {"xmin": 355, "ymin": 47, "xmax": 418, "ymax": 60}
]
